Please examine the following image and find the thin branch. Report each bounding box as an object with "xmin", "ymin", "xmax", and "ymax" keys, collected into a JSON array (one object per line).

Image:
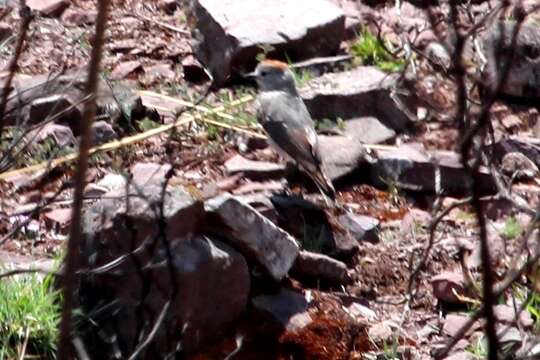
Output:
[
  {"xmin": 57, "ymin": 0, "xmax": 111, "ymax": 357},
  {"xmin": 0, "ymin": 1, "xmax": 31, "ymax": 136}
]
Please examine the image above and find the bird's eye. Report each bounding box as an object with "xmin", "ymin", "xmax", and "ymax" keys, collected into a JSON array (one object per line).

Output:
[{"xmin": 260, "ymin": 70, "xmax": 268, "ymax": 77}]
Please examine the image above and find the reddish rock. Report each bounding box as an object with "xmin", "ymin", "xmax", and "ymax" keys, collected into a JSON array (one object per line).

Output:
[
  {"xmin": 431, "ymin": 271, "xmax": 471, "ymax": 304},
  {"xmin": 110, "ymin": 60, "xmax": 143, "ymax": 80},
  {"xmin": 61, "ymin": 7, "xmax": 96, "ymax": 25}
]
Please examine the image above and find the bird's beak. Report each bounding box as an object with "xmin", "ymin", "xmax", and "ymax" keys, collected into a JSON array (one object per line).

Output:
[{"xmin": 243, "ymin": 71, "xmax": 257, "ymax": 80}]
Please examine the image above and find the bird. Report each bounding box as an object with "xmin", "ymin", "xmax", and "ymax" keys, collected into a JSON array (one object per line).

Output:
[{"xmin": 246, "ymin": 59, "xmax": 336, "ymax": 201}]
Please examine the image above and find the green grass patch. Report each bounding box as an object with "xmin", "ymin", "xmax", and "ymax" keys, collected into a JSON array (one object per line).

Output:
[
  {"xmin": 0, "ymin": 272, "xmax": 61, "ymax": 359},
  {"xmin": 351, "ymin": 29, "xmax": 404, "ymax": 72},
  {"xmin": 501, "ymin": 216, "xmax": 521, "ymax": 240}
]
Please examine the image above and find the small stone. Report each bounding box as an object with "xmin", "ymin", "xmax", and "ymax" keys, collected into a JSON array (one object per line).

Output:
[
  {"xmin": 346, "ymin": 302, "xmax": 376, "ymax": 321},
  {"xmin": 44, "ymin": 208, "xmax": 71, "ymax": 232},
  {"xmin": 443, "ymin": 351, "xmax": 474, "ymax": 360},
  {"xmin": 61, "ymin": 8, "xmax": 96, "ymax": 25},
  {"xmin": 28, "ymin": 94, "xmax": 82, "ymax": 132},
  {"xmin": 91, "ymin": 120, "xmax": 117, "ymax": 145},
  {"xmin": 252, "ymin": 288, "xmax": 312, "ymax": 332},
  {"xmin": 431, "ymin": 271, "xmax": 470, "ymax": 304},
  {"xmin": 339, "ymin": 212, "xmax": 379, "ymax": 243},
  {"xmin": 292, "ymin": 250, "xmax": 350, "ymax": 284},
  {"xmin": 27, "ymin": 0, "xmax": 70, "ymax": 17},
  {"xmin": 29, "ymin": 123, "xmax": 76, "ymax": 148},
  {"xmin": 111, "ymin": 60, "xmax": 143, "ymax": 80}
]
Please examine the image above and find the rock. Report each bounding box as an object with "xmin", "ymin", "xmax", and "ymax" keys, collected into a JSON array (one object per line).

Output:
[
  {"xmin": 443, "ymin": 351, "xmax": 474, "ymax": 360},
  {"xmin": 494, "ymin": 304, "xmax": 534, "ymax": 328},
  {"xmin": 497, "ymin": 326, "xmax": 522, "ymax": 347},
  {"xmin": 79, "ymin": 234, "xmax": 249, "ymax": 356},
  {"xmin": 290, "ymin": 54, "xmax": 353, "ymax": 76},
  {"xmin": 27, "ymin": 0, "xmax": 70, "ymax": 17},
  {"xmin": 346, "ymin": 302, "xmax": 377, "ymax": 321},
  {"xmin": 338, "ymin": 212, "xmax": 379, "ymax": 243},
  {"xmin": 111, "ymin": 60, "xmax": 143, "ymax": 80},
  {"xmin": 78, "ymin": 184, "xmax": 241, "ymax": 356},
  {"xmin": 28, "ymin": 123, "xmax": 76, "ymax": 148},
  {"xmin": 43, "ymin": 208, "xmax": 71, "ymax": 233},
  {"xmin": 493, "ymin": 136, "xmax": 540, "ymax": 169},
  {"xmin": 501, "ymin": 152, "xmax": 539, "ymax": 181},
  {"xmin": 98, "ymin": 173, "xmax": 128, "ymax": 191},
  {"xmin": 270, "ymin": 195, "xmax": 357, "ymax": 258},
  {"xmin": 292, "ymin": 250, "xmax": 350, "ymax": 284},
  {"xmin": 61, "ymin": 7, "xmax": 96, "ymax": 25},
  {"xmin": 300, "ymin": 66, "xmax": 412, "ymax": 131},
  {"xmin": 91, "ymin": 120, "xmax": 117, "ymax": 145},
  {"xmin": 224, "ymin": 154, "xmax": 286, "ymax": 180},
  {"xmin": 431, "ymin": 271, "xmax": 471, "ymax": 304},
  {"xmin": 341, "ymin": 116, "xmax": 396, "ymax": 144},
  {"xmin": 130, "ymin": 162, "xmax": 172, "ymax": 187},
  {"xmin": 368, "ymin": 321, "xmax": 393, "ymax": 345},
  {"xmin": 182, "ymin": 55, "xmax": 210, "ymax": 83},
  {"xmin": 191, "ymin": 0, "xmax": 345, "ymax": 85},
  {"xmin": 371, "ymin": 145, "xmax": 497, "ymax": 196},
  {"xmin": 483, "ymin": 22, "xmax": 540, "ymax": 98},
  {"xmin": 205, "ymin": 193, "xmax": 299, "ymax": 281},
  {"xmin": 28, "ymin": 94, "xmax": 82, "ymax": 132},
  {"xmin": 233, "ymin": 180, "xmax": 285, "ymax": 195},
  {"xmin": 252, "ymin": 288, "xmax": 312, "ymax": 332},
  {"xmin": 4, "ymin": 70, "xmax": 151, "ymax": 132},
  {"xmin": 317, "ymin": 135, "xmax": 367, "ymax": 181},
  {"xmin": 442, "ymin": 314, "xmax": 481, "ymax": 337},
  {"xmin": 142, "ymin": 63, "xmax": 176, "ymax": 85}
]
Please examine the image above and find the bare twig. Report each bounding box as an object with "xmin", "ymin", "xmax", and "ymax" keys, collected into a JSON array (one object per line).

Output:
[
  {"xmin": 0, "ymin": 1, "xmax": 31, "ymax": 136},
  {"xmin": 57, "ymin": 0, "xmax": 111, "ymax": 357}
]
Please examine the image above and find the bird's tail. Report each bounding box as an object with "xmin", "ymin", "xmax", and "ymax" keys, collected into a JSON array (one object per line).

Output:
[{"xmin": 310, "ymin": 163, "xmax": 336, "ymax": 202}]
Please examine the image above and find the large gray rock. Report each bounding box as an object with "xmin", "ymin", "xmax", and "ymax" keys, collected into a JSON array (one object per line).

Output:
[
  {"xmin": 79, "ymin": 234, "xmax": 249, "ymax": 357},
  {"xmin": 3, "ymin": 70, "xmax": 150, "ymax": 133},
  {"xmin": 191, "ymin": 0, "xmax": 345, "ymax": 85},
  {"xmin": 318, "ymin": 135, "xmax": 367, "ymax": 181},
  {"xmin": 371, "ymin": 144, "xmax": 497, "ymax": 196},
  {"xmin": 300, "ymin": 66, "xmax": 412, "ymax": 131},
  {"xmin": 205, "ymin": 193, "xmax": 299, "ymax": 281},
  {"xmin": 483, "ymin": 22, "xmax": 540, "ymax": 98},
  {"xmin": 78, "ymin": 184, "xmax": 250, "ymax": 356}
]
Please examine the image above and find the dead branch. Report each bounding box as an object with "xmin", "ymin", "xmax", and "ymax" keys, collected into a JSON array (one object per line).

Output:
[{"xmin": 57, "ymin": 0, "xmax": 111, "ymax": 357}]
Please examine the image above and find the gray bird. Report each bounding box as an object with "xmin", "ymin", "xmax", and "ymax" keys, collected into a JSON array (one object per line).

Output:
[{"xmin": 247, "ymin": 60, "xmax": 335, "ymax": 200}]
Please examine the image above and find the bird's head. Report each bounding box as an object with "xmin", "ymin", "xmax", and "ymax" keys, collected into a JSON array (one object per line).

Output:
[{"xmin": 246, "ymin": 60, "xmax": 297, "ymax": 94}]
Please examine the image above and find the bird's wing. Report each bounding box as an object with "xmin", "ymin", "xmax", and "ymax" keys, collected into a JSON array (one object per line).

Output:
[{"xmin": 260, "ymin": 117, "xmax": 320, "ymax": 169}]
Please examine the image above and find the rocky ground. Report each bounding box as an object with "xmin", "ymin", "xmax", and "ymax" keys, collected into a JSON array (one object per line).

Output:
[{"xmin": 1, "ymin": 0, "xmax": 540, "ymax": 359}]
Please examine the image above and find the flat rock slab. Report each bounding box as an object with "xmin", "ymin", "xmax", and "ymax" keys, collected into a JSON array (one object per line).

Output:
[
  {"xmin": 341, "ymin": 116, "xmax": 396, "ymax": 144},
  {"xmin": 338, "ymin": 212, "xmax": 379, "ymax": 243},
  {"xmin": 205, "ymin": 193, "xmax": 299, "ymax": 281},
  {"xmin": 371, "ymin": 144, "xmax": 497, "ymax": 196},
  {"xmin": 225, "ymin": 154, "xmax": 286, "ymax": 180},
  {"xmin": 300, "ymin": 66, "xmax": 411, "ymax": 131},
  {"xmin": 192, "ymin": 0, "xmax": 345, "ymax": 85}
]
